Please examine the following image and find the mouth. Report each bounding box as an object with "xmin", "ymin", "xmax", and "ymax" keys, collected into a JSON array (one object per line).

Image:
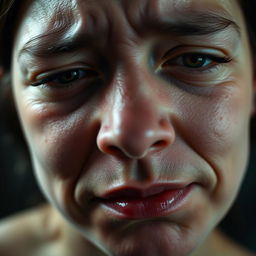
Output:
[{"xmin": 95, "ymin": 183, "xmax": 194, "ymax": 220}]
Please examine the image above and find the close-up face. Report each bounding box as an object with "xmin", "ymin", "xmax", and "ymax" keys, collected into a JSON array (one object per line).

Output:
[{"xmin": 10, "ymin": 0, "xmax": 255, "ymax": 255}]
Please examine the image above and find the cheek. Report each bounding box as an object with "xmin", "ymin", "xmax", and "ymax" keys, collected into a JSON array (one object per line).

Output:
[
  {"xmin": 181, "ymin": 84, "xmax": 250, "ymax": 154},
  {"xmin": 15, "ymin": 96, "xmax": 99, "ymax": 181},
  {"xmin": 178, "ymin": 82, "xmax": 251, "ymax": 207}
]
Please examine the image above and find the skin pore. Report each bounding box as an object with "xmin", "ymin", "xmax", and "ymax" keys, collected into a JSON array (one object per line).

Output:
[{"xmin": 0, "ymin": 0, "xmax": 255, "ymax": 255}]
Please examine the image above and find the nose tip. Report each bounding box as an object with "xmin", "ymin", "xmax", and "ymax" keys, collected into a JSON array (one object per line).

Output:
[{"xmin": 97, "ymin": 119, "xmax": 175, "ymax": 159}]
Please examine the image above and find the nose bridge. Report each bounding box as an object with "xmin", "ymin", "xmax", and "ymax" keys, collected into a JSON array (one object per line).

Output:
[
  {"xmin": 122, "ymin": 70, "xmax": 161, "ymax": 136},
  {"xmin": 97, "ymin": 63, "xmax": 175, "ymax": 159},
  {"xmin": 118, "ymin": 65, "xmax": 158, "ymax": 124}
]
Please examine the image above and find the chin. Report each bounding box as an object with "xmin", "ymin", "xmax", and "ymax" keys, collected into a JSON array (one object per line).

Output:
[{"xmin": 95, "ymin": 220, "xmax": 202, "ymax": 256}]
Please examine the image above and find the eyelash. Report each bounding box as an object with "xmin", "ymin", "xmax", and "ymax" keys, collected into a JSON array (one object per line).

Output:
[
  {"xmin": 163, "ymin": 53, "xmax": 232, "ymax": 72},
  {"xmin": 31, "ymin": 68, "xmax": 99, "ymax": 87}
]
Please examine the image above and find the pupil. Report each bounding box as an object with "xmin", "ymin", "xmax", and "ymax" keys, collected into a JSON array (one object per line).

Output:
[
  {"xmin": 184, "ymin": 55, "xmax": 205, "ymax": 68},
  {"xmin": 60, "ymin": 71, "xmax": 78, "ymax": 83}
]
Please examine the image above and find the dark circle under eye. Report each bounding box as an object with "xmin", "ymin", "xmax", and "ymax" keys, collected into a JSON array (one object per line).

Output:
[{"xmin": 182, "ymin": 54, "xmax": 207, "ymax": 68}]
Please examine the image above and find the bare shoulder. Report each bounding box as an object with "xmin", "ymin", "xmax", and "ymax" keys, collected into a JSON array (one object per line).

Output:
[{"xmin": 0, "ymin": 204, "xmax": 52, "ymax": 256}]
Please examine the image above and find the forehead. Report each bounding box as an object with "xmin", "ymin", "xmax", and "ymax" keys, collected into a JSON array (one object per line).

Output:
[
  {"xmin": 15, "ymin": 0, "xmax": 243, "ymax": 54},
  {"xmin": 26, "ymin": 0, "xmax": 239, "ymax": 16},
  {"xmin": 29, "ymin": 0, "xmax": 237, "ymax": 12},
  {"xmin": 14, "ymin": 0, "xmax": 245, "ymax": 64},
  {"xmin": 18, "ymin": 0, "xmax": 242, "ymax": 35}
]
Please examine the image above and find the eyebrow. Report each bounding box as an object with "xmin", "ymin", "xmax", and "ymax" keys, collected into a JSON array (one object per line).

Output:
[
  {"xmin": 18, "ymin": 11, "xmax": 241, "ymax": 60},
  {"xmin": 149, "ymin": 12, "xmax": 240, "ymax": 37}
]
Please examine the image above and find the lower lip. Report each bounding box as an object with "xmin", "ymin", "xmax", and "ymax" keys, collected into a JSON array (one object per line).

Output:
[{"xmin": 100, "ymin": 185, "xmax": 193, "ymax": 220}]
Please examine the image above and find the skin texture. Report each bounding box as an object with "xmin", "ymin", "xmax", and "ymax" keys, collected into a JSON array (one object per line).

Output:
[{"xmin": 4, "ymin": 0, "xmax": 255, "ymax": 255}]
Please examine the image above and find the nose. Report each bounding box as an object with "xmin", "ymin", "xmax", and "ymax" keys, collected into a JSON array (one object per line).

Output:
[{"xmin": 97, "ymin": 70, "xmax": 175, "ymax": 159}]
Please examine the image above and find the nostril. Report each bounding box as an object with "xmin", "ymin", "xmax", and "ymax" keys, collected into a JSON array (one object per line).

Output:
[
  {"xmin": 152, "ymin": 140, "xmax": 168, "ymax": 148},
  {"xmin": 97, "ymin": 117, "xmax": 175, "ymax": 158},
  {"xmin": 106, "ymin": 146, "xmax": 123, "ymax": 156}
]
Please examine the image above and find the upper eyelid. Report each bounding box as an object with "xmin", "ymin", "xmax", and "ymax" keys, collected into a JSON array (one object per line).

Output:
[
  {"xmin": 31, "ymin": 68, "xmax": 97, "ymax": 87},
  {"xmin": 186, "ymin": 54, "xmax": 228, "ymax": 61},
  {"xmin": 30, "ymin": 61, "xmax": 98, "ymax": 79},
  {"xmin": 163, "ymin": 53, "xmax": 232, "ymax": 65},
  {"xmin": 162, "ymin": 45, "xmax": 230, "ymax": 59},
  {"xmin": 31, "ymin": 71, "xmax": 69, "ymax": 87},
  {"xmin": 31, "ymin": 75, "xmax": 56, "ymax": 87},
  {"xmin": 159, "ymin": 54, "xmax": 233, "ymax": 77}
]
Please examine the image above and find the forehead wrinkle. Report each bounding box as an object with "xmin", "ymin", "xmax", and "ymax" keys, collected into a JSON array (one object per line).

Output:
[
  {"xmin": 18, "ymin": 0, "xmax": 116, "ymax": 60},
  {"xmin": 29, "ymin": 0, "xmax": 78, "ymax": 26},
  {"xmin": 75, "ymin": 0, "xmax": 141, "ymax": 49},
  {"xmin": 47, "ymin": 2, "xmax": 77, "ymax": 33},
  {"xmin": 75, "ymin": 0, "xmax": 111, "ymax": 41},
  {"xmin": 18, "ymin": 1, "xmax": 82, "ymax": 59},
  {"xmin": 18, "ymin": 0, "xmax": 241, "ymax": 61},
  {"xmin": 123, "ymin": 0, "xmax": 192, "ymax": 30},
  {"xmin": 124, "ymin": 0, "xmax": 240, "ymax": 37}
]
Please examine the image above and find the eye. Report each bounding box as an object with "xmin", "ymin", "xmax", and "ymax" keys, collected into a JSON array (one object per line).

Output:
[
  {"xmin": 163, "ymin": 53, "xmax": 231, "ymax": 70},
  {"xmin": 181, "ymin": 54, "xmax": 211, "ymax": 68},
  {"xmin": 31, "ymin": 68, "xmax": 99, "ymax": 87},
  {"xmin": 55, "ymin": 69, "xmax": 85, "ymax": 84}
]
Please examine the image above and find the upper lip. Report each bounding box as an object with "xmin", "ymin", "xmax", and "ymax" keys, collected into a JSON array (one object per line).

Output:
[{"xmin": 98, "ymin": 183, "xmax": 191, "ymax": 200}]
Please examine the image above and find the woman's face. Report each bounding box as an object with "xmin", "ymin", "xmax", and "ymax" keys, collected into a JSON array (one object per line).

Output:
[{"xmin": 11, "ymin": 0, "xmax": 255, "ymax": 255}]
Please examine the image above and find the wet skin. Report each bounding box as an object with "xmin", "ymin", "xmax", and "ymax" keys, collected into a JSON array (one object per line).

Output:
[{"xmin": 11, "ymin": 0, "xmax": 255, "ymax": 255}]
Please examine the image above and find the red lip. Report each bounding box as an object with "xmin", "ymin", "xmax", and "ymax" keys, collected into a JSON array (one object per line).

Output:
[{"xmin": 97, "ymin": 183, "xmax": 193, "ymax": 220}]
